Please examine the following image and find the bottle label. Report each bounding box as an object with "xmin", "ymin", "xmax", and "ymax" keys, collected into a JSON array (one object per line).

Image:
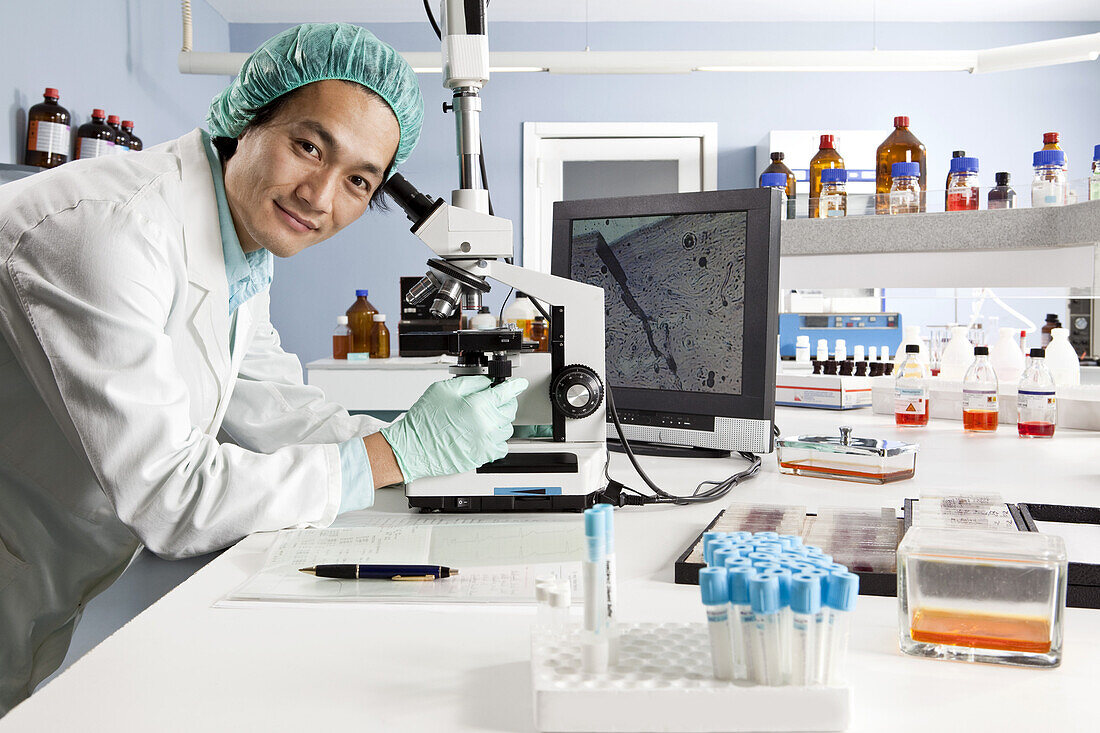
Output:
[
  {"xmin": 1018, "ymin": 390, "xmax": 1055, "ymax": 410},
  {"xmin": 28, "ymin": 120, "xmax": 70, "ymax": 155},
  {"xmin": 77, "ymin": 137, "xmax": 115, "ymax": 159},
  {"xmin": 822, "ymin": 194, "xmax": 844, "ymax": 216},
  {"xmin": 1091, "ymin": 177, "xmax": 1100, "ymax": 202},
  {"xmin": 895, "ymin": 386, "xmax": 927, "ymax": 415},
  {"xmin": 963, "ymin": 389, "xmax": 997, "ymax": 411}
]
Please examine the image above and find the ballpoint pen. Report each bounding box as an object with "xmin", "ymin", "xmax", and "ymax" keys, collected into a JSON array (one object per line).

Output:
[{"xmin": 298, "ymin": 564, "xmax": 459, "ymax": 580}]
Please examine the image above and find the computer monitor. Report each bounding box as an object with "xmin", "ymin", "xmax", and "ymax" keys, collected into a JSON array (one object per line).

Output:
[{"xmin": 551, "ymin": 188, "xmax": 780, "ymax": 456}]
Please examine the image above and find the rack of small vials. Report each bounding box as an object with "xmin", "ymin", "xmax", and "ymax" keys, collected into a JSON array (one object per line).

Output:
[{"xmin": 530, "ymin": 510, "xmax": 854, "ymax": 733}]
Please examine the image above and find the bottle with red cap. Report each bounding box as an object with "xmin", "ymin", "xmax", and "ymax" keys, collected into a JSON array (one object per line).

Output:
[
  {"xmin": 106, "ymin": 115, "xmax": 130, "ymax": 153},
  {"xmin": 875, "ymin": 116, "xmax": 927, "ymax": 214},
  {"xmin": 808, "ymin": 134, "xmax": 844, "ymax": 219},
  {"xmin": 25, "ymin": 87, "xmax": 71, "ymax": 168},
  {"xmin": 1041, "ymin": 132, "xmax": 1067, "ymax": 170},
  {"xmin": 121, "ymin": 120, "xmax": 143, "ymax": 152},
  {"xmin": 73, "ymin": 109, "xmax": 117, "ymax": 159}
]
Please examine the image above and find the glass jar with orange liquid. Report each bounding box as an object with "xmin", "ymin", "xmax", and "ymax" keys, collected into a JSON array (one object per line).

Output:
[
  {"xmin": 875, "ymin": 116, "xmax": 927, "ymax": 214},
  {"xmin": 898, "ymin": 527, "xmax": 1067, "ymax": 668},
  {"xmin": 961, "ymin": 346, "xmax": 998, "ymax": 431}
]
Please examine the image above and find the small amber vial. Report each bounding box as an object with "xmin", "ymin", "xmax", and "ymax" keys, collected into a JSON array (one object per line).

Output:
[
  {"xmin": 371, "ymin": 314, "xmax": 391, "ymax": 359},
  {"xmin": 530, "ymin": 316, "xmax": 549, "ymax": 352}
]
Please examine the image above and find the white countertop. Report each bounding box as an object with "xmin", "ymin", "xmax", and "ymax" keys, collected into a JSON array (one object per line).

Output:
[{"xmin": 4, "ymin": 407, "xmax": 1099, "ymax": 732}]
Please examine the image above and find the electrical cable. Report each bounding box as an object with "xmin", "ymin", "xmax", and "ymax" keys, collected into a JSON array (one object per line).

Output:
[
  {"xmin": 423, "ymin": 0, "xmax": 441, "ymax": 40},
  {"xmin": 601, "ymin": 389, "xmax": 761, "ymax": 506}
]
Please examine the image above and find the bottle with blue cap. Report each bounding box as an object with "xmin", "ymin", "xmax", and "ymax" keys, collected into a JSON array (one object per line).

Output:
[
  {"xmin": 825, "ymin": 571, "xmax": 860, "ymax": 685},
  {"xmin": 749, "ymin": 574, "xmax": 782, "ymax": 685},
  {"xmin": 760, "ymin": 151, "xmax": 797, "ymax": 219},
  {"xmin": 1032, "ymin": 150, "xmax": 1068, "ymax": 207},
  {"xmin": 817, "ymin": 168, "xmax": 848, "ymax": 218},
  {"xmin": 888, "ymin": 161, "xmax": 922, "ymax": 215},
  {"xmin": 946, "ymin": 156, "xmax": 980, "ymax": 211},
  {"xmin": 760, "ymin": 171, "xmax": 790, "ymax": 220},
  {"xmin": 346, "ymin": 289, "xmax": 378, "ymax": 360},
  {"xmin": 699, "ymin": 566, "xmax": 734, "ymax": 680},
  {"xmin": 1090, "ymin": 144, "xmax": 1100, "ymax": 201}
]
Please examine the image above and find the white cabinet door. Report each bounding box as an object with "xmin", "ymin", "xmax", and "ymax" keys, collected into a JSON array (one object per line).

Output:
[{"xmin": 523, "ymin": 123, "xmax": 717, "ymax": 274}]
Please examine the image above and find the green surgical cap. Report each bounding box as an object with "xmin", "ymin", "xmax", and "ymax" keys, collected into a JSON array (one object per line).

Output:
[{"xmin": 207, "ymin": 23, "xmax": 423, "ymax": 174}]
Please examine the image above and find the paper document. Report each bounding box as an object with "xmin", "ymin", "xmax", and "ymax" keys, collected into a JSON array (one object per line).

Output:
[{"xmin": 220, "ymin": 514, "xmax": 583, "ymax": 606}]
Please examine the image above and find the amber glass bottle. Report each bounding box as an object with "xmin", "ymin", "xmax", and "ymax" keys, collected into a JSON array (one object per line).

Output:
[
  {"xmin": 530, "ymin": 317, "xmax": 549, "ymax": 353},
  {"xmin": 25, "ymin": 88, "xmax": 71, "ymax": 168},
  {"xmin": 106, "ymin": 115, "xmax": 130, "ymax": 152},
  {"xmin": 74, "ymin": 109, "xmax": 116, "ymax": 159},
  {"xmin": 809, "ymin": 135, "xmax": 844, "ymax": 219},
  {"xmin": 345, "ymin": 290, "xmax": 378, "ymax": 361},
  {"xmin": 875, "ymin": 116, "xmax": 927, "ymax": 214},
  {"xmin": 121, "ymin": 121, "xmax": 143, "ymax": 151},
  {"xmin": 761, "ymin": 152, "xmax": 797, "ymax": 220},
  {"xmin": 371, "ymin": 314, "xmax": 391, "ymax": 359}
]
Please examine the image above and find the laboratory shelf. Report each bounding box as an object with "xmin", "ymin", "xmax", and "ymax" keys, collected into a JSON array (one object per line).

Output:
[
  {"xmin": 780, "ymin": 199, "xmax": 1100, "ymax": 256},
  {"xmin": 777, "ymin": 199, "xmax": 1100, "ymax": 291}
]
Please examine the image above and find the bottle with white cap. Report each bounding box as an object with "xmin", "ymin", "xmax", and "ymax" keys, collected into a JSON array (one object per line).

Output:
[
  {"xmin": 331, "ymin": 315, "xmax": 352, "ymax": 359},
  {"xmin": 816, "ymin": 339, "xmax": 829, "ymax": 362},
  {"xmin": 834, "ymin": 339, "xmax": 847, "ymax": 362},
  {"xmin": 795, "ymin": 335, "xmax": 811, "ymax": 363},
  {"xmin": 370, "ymin": 314, "xmax": 390, "ymax": 359},
  {"xmin": 469, "ymin": 306, "xmax": 498, "ymax": 330},
  {"xmin": 1045, "ymin": 327, "xmax": 1081, "ymax": 388}
]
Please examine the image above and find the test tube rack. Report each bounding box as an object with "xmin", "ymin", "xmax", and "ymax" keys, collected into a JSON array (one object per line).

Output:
[{"xmin": 532, "ymin": 623, "xmax": 851, "ymax": 732}]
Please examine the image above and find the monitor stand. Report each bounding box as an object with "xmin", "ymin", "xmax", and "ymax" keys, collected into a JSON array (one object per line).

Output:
[{"xmin": 607, "ymin": 438, "xmax": 731, "ymax": 459}]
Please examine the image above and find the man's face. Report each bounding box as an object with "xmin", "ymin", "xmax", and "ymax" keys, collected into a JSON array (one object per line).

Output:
[{"xmin": 223, "ymin": 80, "xmax": 401, "ymax": 257}]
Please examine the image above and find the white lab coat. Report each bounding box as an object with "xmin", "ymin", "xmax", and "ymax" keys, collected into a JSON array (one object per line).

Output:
[{"xmin": 0, "ymin": 129, "xmax": 383, "ymax": 713}]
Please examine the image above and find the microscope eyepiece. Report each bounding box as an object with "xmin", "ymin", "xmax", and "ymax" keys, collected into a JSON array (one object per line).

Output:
[{"xmin": 383, "ymin": 173, "xmax": 444, "ymax": 226}]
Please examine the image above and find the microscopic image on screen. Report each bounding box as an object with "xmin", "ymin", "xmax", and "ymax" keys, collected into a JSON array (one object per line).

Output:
[{"xmin": 571, "ymin": 211, "xmax": 747, "ymax": 395}]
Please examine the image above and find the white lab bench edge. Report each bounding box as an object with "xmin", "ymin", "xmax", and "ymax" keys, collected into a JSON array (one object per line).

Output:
[{"xmin": 4, "ymin": 407, "xmax": 1100, "ymax": 732}]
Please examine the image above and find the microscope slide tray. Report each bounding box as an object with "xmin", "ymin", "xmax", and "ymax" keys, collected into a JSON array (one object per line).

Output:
[{"xmin": 532, "ymin": 623, "xmax": 851, "ymax": 732}]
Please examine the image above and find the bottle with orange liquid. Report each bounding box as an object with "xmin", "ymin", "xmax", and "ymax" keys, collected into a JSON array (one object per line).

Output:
[
  {"xmin": 332, "ymin": 316, "xmax": 351, "ymax": 359},
  {"xmin": 875, "ymin": 116, "xmax": 927, "ymax": 214},
  {"xmin": 345, "ymin": 290, "xmax": 378, "ymax": 361},
  {"xmin": 808, "ymin": 135, "xmax": 843, "ymax": 219},
  {"xmin": 895, "ymin": 344, "xmax": 929, "ymax": 427},
  {"xmin": 1017, "ymin": 348, "xmax": 1056, "ymax": 438},
  {"xmin": 962, "ymin": 346, "xmax": 998, "ymax": 432}
]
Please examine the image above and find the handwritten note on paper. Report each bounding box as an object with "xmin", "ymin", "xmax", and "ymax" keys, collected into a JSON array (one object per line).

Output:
[{"xmin": 219, "ymin": 517, "xmax": 584, "ymax": 606}]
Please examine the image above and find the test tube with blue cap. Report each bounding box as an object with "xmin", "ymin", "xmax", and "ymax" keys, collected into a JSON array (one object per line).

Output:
[
  {"xmin": 729, "ymin": 566, "xmax": 756, "ymax": 681},
  {"xmin": 790, "ymin": 573, "xmax": 821, "ymax": 686},
  {"xmin": 702, "ymin": 531, "xmax": 727, "ymax": 565},
  {"xmin": 749, "ymin": 574, "xmax": 782, "ymax": 686},
  {"xmin": 582, "ymin": 507, "xmax": 608, "ymax": 673},
  {"xmin": 795, "ymin": 566, "xmax": 831, "ymax": 684},
  {"xmin": 825, "ymin": 571, "xmax": 859, "ymax": 684},
  {"xmin": 699, "ymin": 567, "xmax": 734, "ymax": 680},
  {"xmin": 595, "ymin": 503, "xmax": 619, "ymax": 664},
  {"xmin": 758, "ymin": 567, "xmax": 793, "ymax": 684}
]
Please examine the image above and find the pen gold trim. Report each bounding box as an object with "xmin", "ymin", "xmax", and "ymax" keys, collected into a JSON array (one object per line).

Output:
[{"xmin": 392, "ymin": 575, "xmax": 438, "ymax": 581}]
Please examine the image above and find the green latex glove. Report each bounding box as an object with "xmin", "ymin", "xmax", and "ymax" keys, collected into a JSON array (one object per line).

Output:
[
  {"xmin": 380, "ymin": 376, "xmax": 529, "ymax": 484},
  {"xmin": 513, "ymin": 424, "xmax": 553, "ymax": 439}
]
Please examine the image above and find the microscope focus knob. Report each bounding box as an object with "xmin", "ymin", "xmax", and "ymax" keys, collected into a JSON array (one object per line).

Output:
[{"xmin": 550, "ymin": 365, "xmax": 604, "ymax": 419}]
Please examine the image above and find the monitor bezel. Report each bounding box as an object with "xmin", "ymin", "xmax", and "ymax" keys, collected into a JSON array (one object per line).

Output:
[{"xmin": 550, "ymin": 188, "xmax": 780, "ymax": 424}]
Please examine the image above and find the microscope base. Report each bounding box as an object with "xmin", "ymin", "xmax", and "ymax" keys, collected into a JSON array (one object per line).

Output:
[{"xmin": 406, "ymin": 441, "xmax": 607, "ymax": 512}]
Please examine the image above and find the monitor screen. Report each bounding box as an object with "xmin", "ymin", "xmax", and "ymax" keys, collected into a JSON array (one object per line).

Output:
[
  {"xmin": 569, "ymin": 211, "xmax": 748, "ymax": 397},
  {"xmin": 551, "ymin": 189, "xmax": 780, "ymax": 454}
]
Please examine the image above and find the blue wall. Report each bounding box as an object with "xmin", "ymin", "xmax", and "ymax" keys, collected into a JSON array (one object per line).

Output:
[
  {"xmin": 2, "ymin": 0, "xmax": 230, "ymax": 163},
  {"xmin": 7, "ymin": 15, "xmax": 1099, "ymax": 362},
  {"xmin": 228, "ymin": 21, "xmax": 1100, "ymax": 363}
]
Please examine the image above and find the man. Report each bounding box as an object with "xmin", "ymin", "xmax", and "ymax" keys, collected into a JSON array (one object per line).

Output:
[{"xmin": 0, "ymin": 23, "xmax": 526, "ymax": 714}]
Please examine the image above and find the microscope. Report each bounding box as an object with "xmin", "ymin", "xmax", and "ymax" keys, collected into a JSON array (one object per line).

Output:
[{"xmin": 382, "ymin": 0, "xmax": 608, "ymax": 512}]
